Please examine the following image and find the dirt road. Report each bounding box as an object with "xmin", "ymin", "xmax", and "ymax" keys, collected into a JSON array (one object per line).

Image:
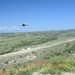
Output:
[
  {"xmin": 0, "ymin": 38, "xmax": 75, "ymax": 58},
  {"xmin": 33, "ymin": 72, "xmax": 75, "ymax": 75}
]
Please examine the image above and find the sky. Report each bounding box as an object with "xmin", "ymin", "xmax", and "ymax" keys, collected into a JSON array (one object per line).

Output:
[{"xmin": 0, "ymin": 0, "xmax": 75, "ymax": 33}]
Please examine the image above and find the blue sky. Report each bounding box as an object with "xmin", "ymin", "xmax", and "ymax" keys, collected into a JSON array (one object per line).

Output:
[{"xmin": 0, "ymin": 0, "xmax": 75, "ymax": 32}]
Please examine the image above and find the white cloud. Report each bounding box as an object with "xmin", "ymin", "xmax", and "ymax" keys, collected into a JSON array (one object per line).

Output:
[
  {"xmin": 0, "ymin": 27, "xmax": 3, "ymax": 30},
  {"xmin": 14, "ymin": 26, "xmax": 20, "ymax": 30},
  {"xmin": 0, "ymin": 26, "xmax": 21, "ymax": 30},
  {"xmin": 4, "ymin": 27, "xmax": 8, "ymax": 29}
]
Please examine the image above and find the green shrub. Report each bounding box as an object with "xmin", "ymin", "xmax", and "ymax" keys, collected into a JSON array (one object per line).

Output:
[
  {"xmin": 30, "ymin": 64, "xmax": 42, "ymax": 72},
  {"xmin": 58, "ymin": 64, "xmax": 71, "ymax": 72},
  {"xmin": 5, "ymin": 61, "xmax": 9, "ymax": 64},
  {"xmin": 50, "ymin": 56, "xmax": 65, "ymax": 64},
  {"xmin": 65, "ymin": 59, "xmax": 75, "ymax": 66},
  {"xmin": 17, "ymin": 69, "xmax": 32, "ymax": 75},
  {"xmin": 6, "ymin": 70, "xmax": 18, "ymax": 75},
  {"xmin": 41, "ymin": 64, "xmax": 52, "ymax": 74}
]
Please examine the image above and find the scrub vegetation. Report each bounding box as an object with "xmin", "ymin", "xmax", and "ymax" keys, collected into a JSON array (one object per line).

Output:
[{"xmin": 0, "ymin": 29, "xmax": 75, "ymax": 75}]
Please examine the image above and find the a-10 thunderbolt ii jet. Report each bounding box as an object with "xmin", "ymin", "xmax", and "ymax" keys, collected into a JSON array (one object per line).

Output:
[{"xmin": 20, "ymin": 23, "xmax": 28, "ymax": 26}]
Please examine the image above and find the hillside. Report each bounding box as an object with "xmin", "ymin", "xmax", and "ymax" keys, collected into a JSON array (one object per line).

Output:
[{"xmin": 0, "ymin": 29, "xmax": 75, "ymax": 75}]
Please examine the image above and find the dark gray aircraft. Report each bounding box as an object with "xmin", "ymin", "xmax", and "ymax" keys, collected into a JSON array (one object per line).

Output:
[{"xmin": 20, "ymin": 23, "xmax": 28, "ymax": 26}]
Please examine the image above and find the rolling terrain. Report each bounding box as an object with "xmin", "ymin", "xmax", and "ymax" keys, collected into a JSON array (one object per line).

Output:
[{"xmin": 0, "ymin": 29, "xmax": 75, "ymax": 75}]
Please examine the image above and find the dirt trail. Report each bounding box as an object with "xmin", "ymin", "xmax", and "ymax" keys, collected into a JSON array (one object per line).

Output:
[
  {"xmin": 0, "ymin": 38, "xmax": 75, "ymax": 58},
  {"xmin": 33, "ymin": 72, "xmax": 75, "ymax": 75}
]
